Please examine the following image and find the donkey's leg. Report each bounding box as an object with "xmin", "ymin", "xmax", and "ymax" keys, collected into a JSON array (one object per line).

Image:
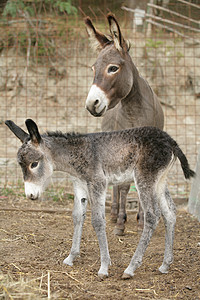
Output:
[
  {"xmin": 110, "ymin": 185, "xmax": 120, "ymax": 223},
  {"xmin": 91, "ymin": 202, "xmax": 111, "ymax": 277},
  {"xmin": 123, "ymin": 187, "xmax": 161, "ymax": 279},
  {"xmin": 63, "ymin": 182, "xmax": 88, "ymax": 266},
  {"xmin": 89, "ymin": 183, "xmax": 111, "ymax": 277},
  {"xmin": 114, "ymin": 184, "xmax": 130, "ymax": 236},
  {"xmin": 159, "ymin": 186, "xmax": 176, "ymax": 274}
]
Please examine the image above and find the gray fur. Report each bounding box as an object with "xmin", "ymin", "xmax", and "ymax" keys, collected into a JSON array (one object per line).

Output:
[{"xmin": 5, "ymin": 119, "xmax": 195, "ymax": 278}]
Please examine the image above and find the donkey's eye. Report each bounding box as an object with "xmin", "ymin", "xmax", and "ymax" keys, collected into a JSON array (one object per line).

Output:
[
  {"xmin": 107, "ymin": 65, "xmax": 119, "ymax": 74},
  {"xmin": 31, "ymin": 161, "xmax": 38, "ymax": 169}
]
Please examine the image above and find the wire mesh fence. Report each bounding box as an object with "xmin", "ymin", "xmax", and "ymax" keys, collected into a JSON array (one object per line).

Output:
[{"xmin": 0, "ymin": 1, "xmax": 199, "ymax": 202}]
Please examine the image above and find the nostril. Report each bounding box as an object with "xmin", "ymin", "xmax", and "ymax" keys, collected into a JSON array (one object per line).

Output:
[
  {"xmin": 30, "ymin": 193, "xmax": 38, "ymax": 200},
  {"xmin": 94, "ymin": 99, "xmax": 100, "ymax": 107}
]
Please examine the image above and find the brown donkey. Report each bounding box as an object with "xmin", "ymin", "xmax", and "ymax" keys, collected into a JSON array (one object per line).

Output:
[{"xmin": 85, "ymin": 14, "xmax": 164, "ymax": 235}]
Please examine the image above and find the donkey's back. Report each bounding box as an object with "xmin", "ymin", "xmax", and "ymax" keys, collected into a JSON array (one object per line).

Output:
[{"xmin": 92, "ymin": 127, "xmax": 193, "ymax": 183}]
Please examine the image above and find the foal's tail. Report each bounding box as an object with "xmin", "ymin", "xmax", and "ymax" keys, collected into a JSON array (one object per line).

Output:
[{"xmin": 173, "ymin": 144, "xmax": 195, "ymax": 179}]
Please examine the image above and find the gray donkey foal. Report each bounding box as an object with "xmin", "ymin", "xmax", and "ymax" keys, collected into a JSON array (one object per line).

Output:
[{"xmin": 5, "ymin": 119, "xmax": 194, "ymax": 279}]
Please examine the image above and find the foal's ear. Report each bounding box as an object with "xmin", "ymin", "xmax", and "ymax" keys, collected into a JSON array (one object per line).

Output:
[
  {"xmin": 107, "ymin": 13, "xmax": 129, "ymax": 53},
  {"xmin": 5, "ymin": 120, "xmax": 29, "ymax": 143},
  {"xmin": 85, "ymin": 17, "xmax": 110, "ymax": 51},
  {"xmin": 25, "ymin": 119, "xmax": 41, "ymax": 145}
]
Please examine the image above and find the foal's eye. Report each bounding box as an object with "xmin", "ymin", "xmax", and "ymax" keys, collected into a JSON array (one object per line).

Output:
[
  {"xmin": 107, "ymin": 65, "xmax": 119, "ymax": 74},
  {"xmin": 31, "ymin": 161, "xmax": 38, "ymax": 169}
]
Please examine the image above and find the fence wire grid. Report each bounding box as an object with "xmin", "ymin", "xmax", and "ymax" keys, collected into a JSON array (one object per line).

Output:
[{"xmin": 0, "ymin": 1, "xmax": 200, "ymax": 202}]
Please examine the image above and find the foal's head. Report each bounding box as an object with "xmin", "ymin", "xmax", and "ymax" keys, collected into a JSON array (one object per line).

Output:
[
  {"xmin": 85, "ymin": 13, "xmax": 134, "ymax": 117},
  {"xmin": 5, "ymin": 119, "xmax": 53, "ymax": 200}
]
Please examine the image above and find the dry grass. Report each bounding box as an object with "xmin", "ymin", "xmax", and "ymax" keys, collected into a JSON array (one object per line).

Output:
[{"xmin": 0, "ymin": 271, "xmax": 50, "ymax": 299}]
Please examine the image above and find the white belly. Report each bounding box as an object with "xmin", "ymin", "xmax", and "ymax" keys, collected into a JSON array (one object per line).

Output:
[{"xmin": 107, "ymin": 168, "xmax": 134, "ymax": 185}]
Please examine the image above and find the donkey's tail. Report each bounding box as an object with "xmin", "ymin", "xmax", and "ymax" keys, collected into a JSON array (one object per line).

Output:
[{"xmin": 173, "ymin": 144, "xmax": 195, "ymax": 179}]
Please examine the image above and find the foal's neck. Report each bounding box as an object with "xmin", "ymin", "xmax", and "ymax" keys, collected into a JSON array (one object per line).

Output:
[{"xmin": 44, "ymin": 134, "xmax": 80, "ymax": 172}]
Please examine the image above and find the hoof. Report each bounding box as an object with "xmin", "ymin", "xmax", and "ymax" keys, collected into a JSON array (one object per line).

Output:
[
  {"xmin": 98, "ymin": 273, "xmax": 108, "ymax": 280},
  {"xmin": 63, "ymin": 257, "xmax": 73, "ymax": 266},
  {"xmin": 114, "ymin": 227, "xmax": 125, "ymax": 236},
  {"xmin": 122, "ymin": 273, "xmax": 133, "ymax": 280},
  {"xmin": 158, "ymin": 265, "xmax": 169, "ymax": 274}
]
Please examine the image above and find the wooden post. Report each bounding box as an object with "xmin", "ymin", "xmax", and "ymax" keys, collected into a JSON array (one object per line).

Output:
[
  {"xmin": 147, "ymin": 0, "xmax": 154, "ymax": 36},
  {"xmin": 188, "ymin": 148, "xmax": 200, "ymax": 221}
]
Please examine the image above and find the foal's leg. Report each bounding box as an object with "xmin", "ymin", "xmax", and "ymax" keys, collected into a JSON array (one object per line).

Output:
[
  {"xmin": 63, "ymin": 182, "xmax": 88, "ymax": 266},
  {"xmin": 89, "ymin": 183, "xmax": 111, "ymax": 277},
  {"xmin": 114, "ymin": 184, "xmax": 130, "ymax": 236},
  {"xmin": 159, "ymin": 186, "xmax": 176, "ymax": 274},
  {"xmin": 123, "ymin": 188, "xmax": 161, "ymax": 278},
  {"xmin": 110, "ymin": 185, "xmax": 120, "ymax": 223}
]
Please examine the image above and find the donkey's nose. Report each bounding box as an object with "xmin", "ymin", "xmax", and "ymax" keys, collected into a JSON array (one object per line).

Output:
[
  {"xmin": 30, "ymin": 193, "xmax": 38, "ymax": 200},
  {"xmin": 86, "ymin": 98, "xmax": 107, "ymax": 117},
  {"xmin": 85, "ymin": 84, "xmax": 108, "ymax": 117},
  {"xmin": 25, "ymin": 182, "xmax": 40, "ymax": 201}
]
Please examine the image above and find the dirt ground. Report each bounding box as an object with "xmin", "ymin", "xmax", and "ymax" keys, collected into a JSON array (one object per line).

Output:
[{"xmin": 0, "ymin": 195, "xmax": 199, "ymax": 300}]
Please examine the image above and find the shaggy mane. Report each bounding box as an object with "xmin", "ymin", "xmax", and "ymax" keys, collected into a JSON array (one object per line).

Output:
[{"xmin": 46, "ymin": 131, "xmax": 84, "ymax": 139}]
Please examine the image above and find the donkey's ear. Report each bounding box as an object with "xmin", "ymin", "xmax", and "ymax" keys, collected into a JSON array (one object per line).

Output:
[
  {"xmin": 85, "ymin": 17, "xmax": 110, "ymax": 51},
  {"xmin": 5, "ymin": 120, "xmax": 29, "ymax": 143},
  {"xmin": 107, "ymin": 13, "xmax": 129, "ymax": 53},
  {"xmin": 25, "ymin": 119, "xmax": 41, "ymax": 145}
]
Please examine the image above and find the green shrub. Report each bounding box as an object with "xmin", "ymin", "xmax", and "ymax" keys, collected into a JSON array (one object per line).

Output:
[{"xmin": 3, "ymin": 0, "xmax": 77, "ymax": 17}]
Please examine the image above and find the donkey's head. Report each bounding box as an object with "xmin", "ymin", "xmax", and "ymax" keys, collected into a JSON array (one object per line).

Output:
[
  {"xmin": 5, "ymin": 119, "xmax": 53, "ymax": 200},
  {"xmin": 85, "ymin": 13, "xmax": 134, "ymax": 117}
]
